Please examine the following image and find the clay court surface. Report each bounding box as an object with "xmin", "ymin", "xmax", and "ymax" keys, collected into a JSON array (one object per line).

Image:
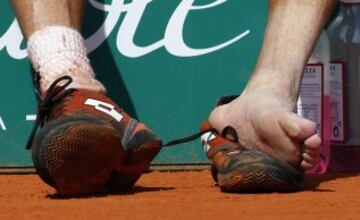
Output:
[{"xmin": 0, "ymin": 171, "xmax": 359, "ymax": 220}]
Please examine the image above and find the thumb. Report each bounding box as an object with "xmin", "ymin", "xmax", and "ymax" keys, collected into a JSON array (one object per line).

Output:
[
  {"xmin": 209, "ymin": 107, "xmax": 239, "ymax": 142},
  {"xmin": 208, "ymin": 105, "xmax": 227, "ymax": 133}
]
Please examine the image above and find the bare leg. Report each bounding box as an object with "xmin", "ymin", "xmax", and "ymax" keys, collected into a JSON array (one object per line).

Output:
[
  {"xmin": 9, "ymin": 0, "xmax": 135, "ymax": 196},
  {"xmin": 11, "ymin": 0, "xmax": 83, "ymax": 39},
  {"xmin": 68, "ymin": 0, "xmax": 86, "ymax": 31},
  {"xmin": 210, "ymin": 0, "xmax": 336, "ymax": 169}
]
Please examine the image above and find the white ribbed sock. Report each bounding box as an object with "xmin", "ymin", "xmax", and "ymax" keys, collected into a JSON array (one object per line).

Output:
[{"xmin": 27, "ymin": 26, "xmax": 105, "ymax": 93}]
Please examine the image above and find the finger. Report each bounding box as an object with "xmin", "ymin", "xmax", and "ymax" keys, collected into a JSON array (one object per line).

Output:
[
  {"xmin": 304, "ymin": 134, "xmax": 322, "ymax": 150},
  {"xmin": 279, "ymin": 113, "xmax": 317, "ymax": 140},
  {"xmin": 302, "ymin": 152, "xmax": 319, "ymax": 166},
  {"xmin": 208, "ymin": 105, "xmax": 228, "ymax": 134},
  {"xmin": 301, "ymin": 160, "xmax": 316, "ymax": 170},
  {"xmin": 258, "ymin": 111, "xmax": 301, "ymax": 166}
]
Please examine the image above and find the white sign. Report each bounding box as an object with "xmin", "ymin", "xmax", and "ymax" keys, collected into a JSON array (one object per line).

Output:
[
  {"xmin": 0, "ymin": 116, "xmax": 6, "ymax": 131},
  {"xmin": 297, "ymin": 65, "xmax": 323, "ymax": 136},
  {"xmin": 329, "ymin": 63, "xmax": 345, "ymax": 142},
  {"xmin": 0, "ymin": 0, "xmax": 250, "ymax": 59}
]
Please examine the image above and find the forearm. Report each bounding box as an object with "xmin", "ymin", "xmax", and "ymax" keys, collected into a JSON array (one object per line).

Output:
[{"xmin": 246, "ymin": 0, "xmax": 337, "ymax": 100}]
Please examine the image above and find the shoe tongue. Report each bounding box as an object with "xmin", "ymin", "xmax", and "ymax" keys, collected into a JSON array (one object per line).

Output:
[
  {"xmin": 41, "ymin": 86, "xmax": 78, "ymax": 99},
  {"xmin": 201, "ymin": 129, "xmax": 233, "ymax": 158},
  {"xmin": 200, "ymin": 121, "xmax": 213, "ymax": 132}
]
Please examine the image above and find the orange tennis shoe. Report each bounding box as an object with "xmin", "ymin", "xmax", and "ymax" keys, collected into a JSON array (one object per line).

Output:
[
  {"xmin": 27, "ymin": 76, "xmax": 162, "ymax": 196},
  {"xmin": 200, "ymin": 95, "xmax": 305, "ymax": 192},
  {"xmin": 200, "ymin": 121, "xmax": 304, "ymax": 192}
]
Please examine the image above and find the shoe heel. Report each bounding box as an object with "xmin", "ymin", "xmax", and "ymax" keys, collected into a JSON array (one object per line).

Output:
[{"xmin": 32, "ymin": 116, "xmax": 124, "ymax": 196}]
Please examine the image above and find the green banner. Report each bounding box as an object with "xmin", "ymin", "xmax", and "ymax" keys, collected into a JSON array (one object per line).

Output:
[{"xmin": 0, "ymin": 0, "xmax": 267, "ymax": 166}]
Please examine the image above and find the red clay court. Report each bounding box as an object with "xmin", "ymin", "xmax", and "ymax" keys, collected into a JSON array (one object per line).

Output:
[{"xmin": 0, "ymin": 170, "xmax": 359, "ymax": 220}]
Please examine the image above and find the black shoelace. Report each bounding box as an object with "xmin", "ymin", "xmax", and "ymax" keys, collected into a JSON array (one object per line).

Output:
[
  {"xmin": 161, "ymin": 127, "xmax": 216, "ymax": 147},
  {"xmin": 26, "ymin": 76, "xmax": 75, "ymax": 150},
  {"xmin": 25, "ymin": 75, "xmax": 218, "ymax": 150},
  {"xmin": 162, "ymin": 126, "xmax": 238, "ymax": 147}
]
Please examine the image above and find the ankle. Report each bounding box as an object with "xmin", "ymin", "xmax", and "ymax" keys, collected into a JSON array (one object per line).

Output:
[{"xmin": 27, "ymin": 26, "xmax": 105, "ymax": 94}]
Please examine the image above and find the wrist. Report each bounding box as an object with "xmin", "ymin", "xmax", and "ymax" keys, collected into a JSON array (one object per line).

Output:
[{"xmin": 243, "ymin": 69, "xmax": 301, "ymax": 104}]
